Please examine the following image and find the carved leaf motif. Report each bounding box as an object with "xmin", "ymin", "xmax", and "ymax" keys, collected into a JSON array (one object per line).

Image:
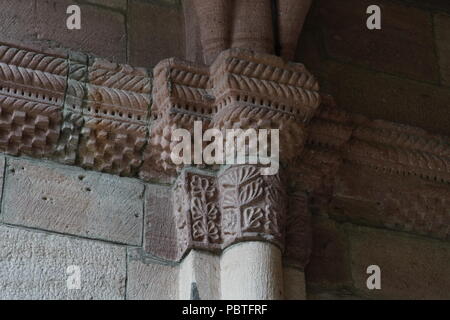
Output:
[
  {"xmin": 191, "ymin": 175, "xmax": 215, "ymax": 198},
  {"xmin": 265, "ymin": 203, "xmax": 280, "ymax": 235},
  {"xmin": 190, "ymin": 197, "xmax": 204, "ymax": 221},
  {"xmin": 222, "ymin": 208, "xmax": 238, "ymax": 235},
  {"xmin": 243, "ymin": 207, "xmax": 264, "ymax": 231},
  {"xmin": 206, "ymin": 202, "xmax": 218, "ymax": 221},
  {"xmin": 239, "ymin": 178, "xmax": 264, "ymax": 206},
  {"xmin": 192, "ymin": 220, "xmax": 206, "ymax": 241},
  {"xmin": 207, "ymin": 221, "xmax": 220, "ymax": 242},
  {"xmin": 221, "ymin": 166, "xmax": 260, "ymax": 187},
  {"xmin": 221, "ymin": 188, "xmax": 239, "ymax": 209}
]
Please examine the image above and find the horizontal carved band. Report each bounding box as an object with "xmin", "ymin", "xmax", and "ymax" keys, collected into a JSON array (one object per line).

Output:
[
  {"xmin": 147, "ymin": 49, "xmax": 321, "ymax": 176},
  {"xmin": 0, "ymin": 41, "xmax": 448, "ymax": 244}
]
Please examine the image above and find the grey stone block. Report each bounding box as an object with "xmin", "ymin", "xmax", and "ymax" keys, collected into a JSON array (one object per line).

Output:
[
  {"xmin": 144, "ymin": 184, "xmax": 178, "ymax": 261},
  {"xmin": 0, "ymin": 224, "xmax": 126, "ymax": 300},
  {"xmin": 2, "ymin": 157, "xmax": 144, "ymax": 245},
  {"xmin": 126, "ymin": 248, "xmax": 179, "ymax": 300}
]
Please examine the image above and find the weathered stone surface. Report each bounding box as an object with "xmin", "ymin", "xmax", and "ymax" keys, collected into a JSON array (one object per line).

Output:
[
  {"xmin": 84, "ymin": 0, "xmax": 127, "ymax": 11},
  {"xmin": 185, "ymin": 0, "xmax": 312, "ymax": 63},
  {"xmin": 77, "ymin": 57, "xmax": 151, "ymax": 176},
  {"xmin": 144, "ymin": 184, "xmax": 178, "ymax": 261},
  {"xmin": 283, "ymin": 267, "xmax": 306, "ymax": 300},
  {"xmin": 36, "ymin": 0, "xmax": 127, "ymax": 63},
  {"xmin": 332, "ymin": 164, "xmax": 450, "ymax": 241},
  {"xmin": 179, "ymin": 250, "xmax": 221, "ymax": 300},
  {"xmin": 305, "ymin": 216, "xmax": 352, "ymax": 288},
  {"xmin": 348, "ymin": 225, "xmax": 450, "ymax": 299},
  {"xmin": 221, "ymin": 242, "xmax": 284, "ymax": 300},
  {"xmin": 128, "ymin": 1, "xmax": 184, "ymax": 68},
  {"xmin": 0, "ymin": 156, "xmax": 5, "ymax": 199},
  {"xmin": 2, "ymin": 157, "xmax": 144, "ymax": 245},
  {"xmin": 0, "ymin": 224, "xmax": 126, "ymax": 300},
  {"xmin": 126, "ymin": 248, "xmax": 178, "ymax": 300},
  {"xmin": 315, "ymin": 0, "xmax": 439, "ymax": 83},
  {"xmin": 318, "ymin": 60, "xmax": 450, "ymax": 136},
  {"xmin": 435, "ymin": 13, "xmax": 450, "ymax": 86},
  {"xmin": 0, "ymin": 43, "xmax": 67, "ymax": 159},
  {"xmin": 0, "ymin": 0, "xmax": 37, "ymax": 47}
]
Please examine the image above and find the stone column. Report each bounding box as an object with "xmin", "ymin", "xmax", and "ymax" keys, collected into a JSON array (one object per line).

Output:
[
  {"xmin": 149, "ymin": 49, "xmax": 320, "ymax": 300},
  {"xmin": 192, "ymin": 0, "xmax": 231, "ymax": 64},
  {"xmin": 217, "ymin": 164, "xmax": 286, "ymax": 299},
  {"xmin": 221, "ymin": 242, "xmax": 284, "ymax": 300}
]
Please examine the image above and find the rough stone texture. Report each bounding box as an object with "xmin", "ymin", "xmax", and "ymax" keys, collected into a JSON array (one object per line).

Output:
[
  {"xmin": 331, "ymin": 163, "xmax": 450, "ymax": 241},
  {"xmin": 0, "ymin": 224, "xmax": 126, "ymax": 300},
  {"xmin": 221, "ymin": 242, "xmax": 284, "ymax": 300},
  {"xmin": 0, "ymin": 43, "xmax": 67, "ymax": 159},
  {"xmin": 2, "ymin": 157, "xmax": 144, "ymax": 245},
  {"xmin": 84, "ymin": 0, "xmax": 127, "ymax": 11},
  {"xmin": 144, "ymin": 184, "xmax": 178, "ymax": 261},
  {"xmin": 305, "ymin": 216, "xmax": 352, "ymax": 289},
  {"xmin": 283, "ymin": 267, "xmax": 306, "ymax": 300},
  {"xmin": 0, "ymin": 156, "xmax": 5, "ymax": 200},
  {"xmin": 435, "ymin": 13, "xmax": 450, "ymax": 86},
  {"xmin": 126, "ymin": 248, "xmax": 178, "ymax": 300},
  {"xmin": 186, "ymin": 0, "xmax": 312, "ymax": 64},
  {"xmin": 317, "ymin": 60, "xmax": 450, "ymax": 136},
  {"xmin": 314, "ymin": 0, "xmax": 439, "ymax": 83},
  {"xmin": 77, "ymin": 57, "xmax": 151, "ymax": 176},
  {"xmin": 0, "ymin": 0, "xmax": 37, "ymax": 47},
  {"xmin": 128, "ymin": 0, "xmax": 184, "ymax": 68},
  {"xmin": 169, "ymin": 166, "xmax": 290, "ymax": 260},
  {"xmin": 35, "ymin": 0, "xmax": 127, "ymax": 63},
  {"xmin": 179, "ymin": 250, "xmax": 221, "ymax": 300},
  {"xmin": 348, "ymin": 225, "xmax": 450, "ymax": 299}
]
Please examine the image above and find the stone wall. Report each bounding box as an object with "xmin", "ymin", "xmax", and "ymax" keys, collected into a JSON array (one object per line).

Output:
[
  {"xmin": 1, "ymin": 0, "xmax": 448, "ymax": 135},
  {"xmin": 0, "ymin": 0, "xmax": 449, "ymax": 300},
  {"xmin": 295, "ymin": 0, "xmax": 450, "ymax": 299},
  {"xmin": 0, "ymin": 0, "xmax": 184, "ymax": 68},
  {"xmin": 297, "ymin": 0, "xmax": 450, "ymax": 136},
  {"xmin": 0, "ymin": 154, "xmax": 306, "ymax": 300}
]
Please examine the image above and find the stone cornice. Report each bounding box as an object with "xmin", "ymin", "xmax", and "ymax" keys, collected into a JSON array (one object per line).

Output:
[{"xmin": 0, "ymin": 42, "xmax": 448, "ymax": 263}]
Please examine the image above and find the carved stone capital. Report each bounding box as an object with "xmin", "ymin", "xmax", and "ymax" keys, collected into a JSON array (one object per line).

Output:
[
  {"xmin": 1, "ymin": 41, "xmax": 448, "ymax": 267},
  {"xmin": 218, "ymin": 165, "xmax": 287, "ymax": 248},
  {"xmin": 173, "ymin": 165, "xmax": 293, "ymax": 260},
  {"xmin": 147, "ymin": 49, "xmax": 321, "ymax": 176}
]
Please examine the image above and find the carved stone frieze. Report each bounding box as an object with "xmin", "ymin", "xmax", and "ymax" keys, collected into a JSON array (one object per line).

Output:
[
  {"xmin": 293, "ymin": 97, "xmax": 450, "ymax": 241},
  {"xmin": 140, "ymin": 58, "xmax": 212, "ymax": 180},
  {"xmin": 143, "ymin": 49, "xmax": 321, "ymax": 177},
  {"xmin": 0, "ymin": 41, "xmax": 448, "ymax": 260},
  {"xmin": 54, "ymin": 52, "xmax": 87, "ymax": 164},
  {"xmin": 0, "ymin": 44, "xmax": 66, "ymax": 158},
  {"xmin": 77, "ymin": 57, "xmax": 152, "ymax": 176}
]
